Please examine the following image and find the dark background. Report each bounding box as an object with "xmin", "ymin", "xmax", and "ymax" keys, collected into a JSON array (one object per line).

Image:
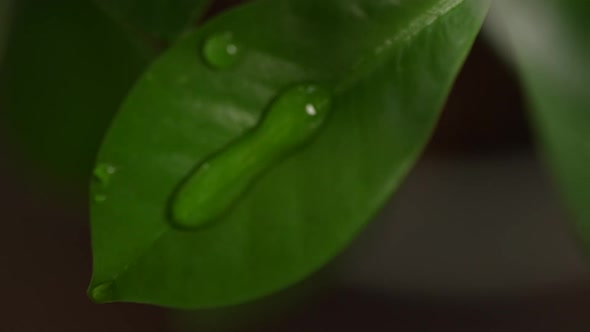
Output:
[{"xmin": 2, "ymin": 1, "xmax": 590, "ymax": 331}]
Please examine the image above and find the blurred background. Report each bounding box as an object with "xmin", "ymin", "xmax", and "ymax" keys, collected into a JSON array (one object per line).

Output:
[{"xmin": 2, "ymin": 0, "xmax": 590, "ymax": 331}]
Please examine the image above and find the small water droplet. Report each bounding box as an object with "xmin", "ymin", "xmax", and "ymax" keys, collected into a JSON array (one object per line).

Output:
[
  {"xmin": 89, "ymin": 281, "xmax": 115, "ymax": 303},
  {"xmin": 93, "ymin": 163, "xmax": 116, "ymax": 185},
  {"xmin": 202, "ymin": 32, "xmax": 242, "ymax": 69},
  {"xmin": 170, "ymin": 83, "xmax": 332, "ymax": 230}
]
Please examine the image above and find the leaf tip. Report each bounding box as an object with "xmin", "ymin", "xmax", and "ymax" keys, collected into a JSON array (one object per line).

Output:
[{"xmin": 88, "ymin": 281, "xmax": 116, "ymax": 304}]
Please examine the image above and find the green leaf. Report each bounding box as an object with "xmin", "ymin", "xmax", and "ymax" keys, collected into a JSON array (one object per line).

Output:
[
  {"xmin": 1, "ymin": 0, "xmax": 150, "ymax": 188},
  {"xmin": 93, "ymin": 0, "xmax": 212, "ymax": 41},
  {"xmin": 90, "ymin": 0, "xmax": 490, "ymax": 308},
  {"xmin": 493, "ymin": 1, "xmax": 590, "ymax": 245}
]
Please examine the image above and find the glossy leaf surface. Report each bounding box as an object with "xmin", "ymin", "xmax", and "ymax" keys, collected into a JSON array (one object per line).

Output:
[
  {"xmin": 93, "ymin": 0, "xmax": 212, "ymax": 41},
  {"xmin": 90, "ymin": 0, "xmax": 490, "ymax": 308},
  {"xmin": 494, "ymin": 0, "xmax": 590, "ymax": 246},
  {"xmin": 1, "ymin": 0, "xmax": 149, "ymax": 186}
]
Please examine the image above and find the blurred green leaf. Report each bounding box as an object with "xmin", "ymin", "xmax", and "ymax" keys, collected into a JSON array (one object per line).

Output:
[
  {"xmin": 1, "ymin": 0, "xmax": 150, "ymax": 187},
  {"xmin": 90, "ymin": 0, "xmax": 490, "ymax": 308},
  {"xmin": 93, "ymin": 0, "xmax": 212, "ymax": 41},
  {"xmin": 495, "ymin": 0, "xmax": 590, "ymax": 245}
]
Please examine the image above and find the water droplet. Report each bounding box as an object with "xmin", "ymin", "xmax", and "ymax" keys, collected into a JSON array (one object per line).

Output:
[
  {"xmin": 89, "ymin": 281, "xmax": 115, "ymax": 303},
  {"xmin": 170, "ymin": 83, "xmax": 332, "ymax": 230},
  {"xmin": 202, "ymin": 32, "xmax": 242, "ymax": 69},
  {"xmin": 93, "ymin": 163, "xmax": 116, "ymax": 185}
]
